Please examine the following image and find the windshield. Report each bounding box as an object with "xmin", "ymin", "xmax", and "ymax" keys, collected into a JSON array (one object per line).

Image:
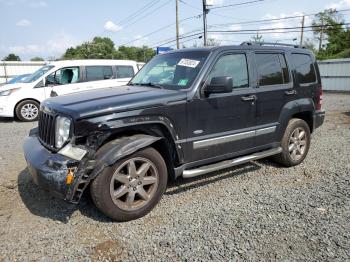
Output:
[
  {"xmin": 22, "ymin": 65, "xmax": 54, "ymax": 83},
  {"xmin": 8, "ymin": 74, "xmax": 29, "ymax": 84},
  {"xmin": 130, "ymin": 51, "xmax": 210, "ymax": 90}
]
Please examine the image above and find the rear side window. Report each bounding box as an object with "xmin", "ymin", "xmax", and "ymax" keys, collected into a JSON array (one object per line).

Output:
[
  {"xmin": 116, "ymin": 66, "xmax": 134, "ymax": 78},
  {"xmin": 292, "ymin": 53, "xmax": 317, "ymax": 84},
  {"xmin": 86, "ymin": 66, "xmax": 113, "ymax": 82},
  {"xmin": 208, "ymin": 53, "xmax": 249, "ymax": 88},
  {"xmin": 256, "ymin": 53, "xmax": 290, "ymax": 86}
]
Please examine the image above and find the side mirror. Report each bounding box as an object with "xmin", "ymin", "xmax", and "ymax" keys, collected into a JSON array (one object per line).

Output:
[{"xmin": 204, "ymin": 76, "xmax": 233, "ymax": 95}]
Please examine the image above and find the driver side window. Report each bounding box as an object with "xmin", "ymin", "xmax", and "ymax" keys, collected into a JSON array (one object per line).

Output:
[
  {"xmin": 208, "ymin": 54, "xmax": 249, "ymax": 89},
  {"xmin": 46, "ymin": 67, "xmax": 80, "ymax": 86}
]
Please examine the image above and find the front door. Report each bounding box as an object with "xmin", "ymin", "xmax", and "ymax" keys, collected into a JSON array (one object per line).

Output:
[
  {"xmin": 45, "ymin": 66, "xmax": 82, "ymax": 97},
  {"xmin": 185, "ymin": 52, "xmax": 257, "ymax": 163}
]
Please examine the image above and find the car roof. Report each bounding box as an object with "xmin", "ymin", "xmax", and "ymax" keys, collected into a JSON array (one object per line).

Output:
[{"xmin": 48, "ymin": 59, "xmax": 138, "ymax": 67}]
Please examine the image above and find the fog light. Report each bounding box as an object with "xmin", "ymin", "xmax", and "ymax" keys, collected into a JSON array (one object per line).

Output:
[{"xmin": 66, "ymin": 169, "xmax": 74, "ymax": 185}]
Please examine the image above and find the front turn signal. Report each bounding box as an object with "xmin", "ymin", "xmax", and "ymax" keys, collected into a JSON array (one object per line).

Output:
[{"xmin": 66, "ymin": 169, "xmax": 74, "ymax": 185}]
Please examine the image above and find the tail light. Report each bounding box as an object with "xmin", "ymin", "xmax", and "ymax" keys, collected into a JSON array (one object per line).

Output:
[{"xmin": 316, "ymin": 87, "xmax": 323, "ymax": 110}]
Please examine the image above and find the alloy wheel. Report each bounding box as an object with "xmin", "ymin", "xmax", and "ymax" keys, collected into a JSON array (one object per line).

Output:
[
  {"xmin": 288, "ymin": 127, "xmax": 307, "ymax": 161},
  {"xmin": 20, "ymin": 103, "xmax": 39, "ymax": 120},
  {"xmin": 109, "ymin": 157, "xmax": 159, "ymax": 211}
]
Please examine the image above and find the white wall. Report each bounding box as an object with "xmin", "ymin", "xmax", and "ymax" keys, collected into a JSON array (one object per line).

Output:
[
  {"xmin": 0, "ymin": 61, "xmax": 46, "ymax": 84},
  {"xmin": 318, "ymin": 58, "xmax": 350, "ymax": 92}
]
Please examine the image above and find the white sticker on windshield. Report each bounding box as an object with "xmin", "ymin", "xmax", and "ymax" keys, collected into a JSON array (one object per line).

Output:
[{"xmin": 177, "ymin": 59, "xmax": 200, "ymax": 68}]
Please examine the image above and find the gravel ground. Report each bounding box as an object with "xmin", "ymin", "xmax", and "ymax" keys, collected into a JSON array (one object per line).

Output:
[{"xmin": 0, "ymin": 92, "xmax": 349, "ymax": 261}]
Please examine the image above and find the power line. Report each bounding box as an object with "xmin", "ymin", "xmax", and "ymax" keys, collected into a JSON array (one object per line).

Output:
[
  {"xmin": 208, "ymin": 22, "xmax": 350, "ymax": 33},
  {"xmin": 120, "ymin": 0, "xmax": 172, "ymax": 30},
  {"xmin": 208, "ymin": 8, "xmax": 350, "ymax": 29},
  {"xmin": 209, "ymin": 0, "xmax": 266, "ymax": 10},
  {"xmin": 117, "ymin": 0, "xmax": 160, "ymax": 26},
  {"xmin": 118, "ymin": 15, "xmax": 202, "ymax": 46}
]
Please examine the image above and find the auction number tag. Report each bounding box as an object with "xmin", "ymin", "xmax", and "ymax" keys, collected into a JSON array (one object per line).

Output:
[{"xmin": 177, "ymin": 59, "xmax": 200, "ymax": 68}]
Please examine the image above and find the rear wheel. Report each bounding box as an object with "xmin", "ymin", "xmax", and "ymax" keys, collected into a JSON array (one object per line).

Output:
[
  {"xmin": 90, "ymin": 147, "xmax": 167, "ymax": 222},
  {"xmin": 15, "ymin": 100, "xmax": 40, "ymax": 122},
  {"xmin": 273, "ymin": 118, "xmax": 311, "ymax": 167}
]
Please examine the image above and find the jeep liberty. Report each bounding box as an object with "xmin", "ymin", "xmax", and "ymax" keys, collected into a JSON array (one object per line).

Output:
[{"xmin": 23, "ymin": 43, "xmax": 325, "ymax": 221}]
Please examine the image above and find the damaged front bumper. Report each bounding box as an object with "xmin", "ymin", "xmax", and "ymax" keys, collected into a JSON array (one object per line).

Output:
[{"xmin": 23, "ymin": 133, "xmax": 91, "ymax": 203}]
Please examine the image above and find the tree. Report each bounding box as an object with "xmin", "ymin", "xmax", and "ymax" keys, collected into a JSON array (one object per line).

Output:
[
  {"xmin": 312, "ymin": 8, "xmax": 350, "ymax": 59},
  {"xmin": 207, "ymin": 38, "xmax": 221, "ymax": 46},
  {"xmin": 251, "ymin": 32, "xmax": 263, "ymax": 44},
  {"xmin": 61, "ymin": 37, "xmax": 156, "ymax": 62},
  {"xmin": 30, "ymin": 56, "xmax": 44, "ymax": 61},
  {"xmin": 62, "ymin": 37, "xmax": 116, "ymax": 59},
  {"xmin": 2, "ymin": 53, "xmax": 21, "ymax": 61}
]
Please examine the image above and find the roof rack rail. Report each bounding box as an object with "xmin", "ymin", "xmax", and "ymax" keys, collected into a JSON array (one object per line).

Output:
[{"xmin": 240, "ymin": 41, "xmax": 305, "ymax": 49}]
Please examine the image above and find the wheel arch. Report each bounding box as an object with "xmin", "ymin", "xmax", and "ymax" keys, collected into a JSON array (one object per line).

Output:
[{"xmin": 277, "ymin": 98, "xmax": 315, "ymax": 140}]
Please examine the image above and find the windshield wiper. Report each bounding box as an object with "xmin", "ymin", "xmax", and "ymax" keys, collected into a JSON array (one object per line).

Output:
[{"xmin": 131, "ymin": 82, "xmax": 164, "ymax": 89}]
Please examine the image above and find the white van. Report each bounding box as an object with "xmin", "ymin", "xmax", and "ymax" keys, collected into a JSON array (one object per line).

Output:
[{"xmin": 0, "ymin": 59, "xmax": 138, "ymax": 121}]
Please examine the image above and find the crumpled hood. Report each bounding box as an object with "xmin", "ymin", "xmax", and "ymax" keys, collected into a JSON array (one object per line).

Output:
[{"xmin": 42, "ymin": 85, "xmax": 187, "ymax": 119}]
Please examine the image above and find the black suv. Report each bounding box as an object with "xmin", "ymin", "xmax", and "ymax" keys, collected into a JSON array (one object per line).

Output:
[{"xmin": 23, "ymin": 43, "xmax": 325, "ymax": 221}]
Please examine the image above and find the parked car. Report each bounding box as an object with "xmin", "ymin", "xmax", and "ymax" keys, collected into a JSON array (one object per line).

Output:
[
  {"xmin": 7, "ymin": 74, "xmax": 31, "ymax": 84},
  {"xmin": 0, "ymin": 60, "xmax": 138, "ymax": 121},
  {"xmin": 23, "ymin": 43, "xmax": 325, "ymax": 221}
]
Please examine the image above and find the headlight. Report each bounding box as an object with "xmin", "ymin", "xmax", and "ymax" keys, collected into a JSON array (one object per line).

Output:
[
  {"xmin": 55, "ymin": 116, "xmax": 71, "ymax": 148},
  {"xmin": 0, "ymin": 88, "xmax": 20, "ymax": 96}
]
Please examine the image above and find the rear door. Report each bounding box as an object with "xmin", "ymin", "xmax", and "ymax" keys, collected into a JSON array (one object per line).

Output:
[
  {"xmin": 185, "ymin": 51, "xmax": 257, "ymax": 163},
  {"xmin": 253, "ymin": 51, "xmax": 295, "ymax": 146},
  {"xmin": 83, "ymin": 65, "xmax": 115, "ymax": 91},
  {"xmin": 114, "ymin": 65, "xmax": 135, "ymax": 85}
]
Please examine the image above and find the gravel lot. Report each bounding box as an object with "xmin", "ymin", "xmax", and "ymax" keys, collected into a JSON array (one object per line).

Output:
[{"xmin": 0, "ymin": 92, "xmax": 349, "ymax": 261}]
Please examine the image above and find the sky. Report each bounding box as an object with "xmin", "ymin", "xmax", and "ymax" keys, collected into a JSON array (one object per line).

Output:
[{"xmin": 0, "ymin": 0, "xmax": 350, "ymax": 60}]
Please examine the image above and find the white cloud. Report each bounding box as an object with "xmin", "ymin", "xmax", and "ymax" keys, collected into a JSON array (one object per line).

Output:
[
  {"xmin": 0, "ymin": 0, "xmax": 47, "ymax": 7},
  {"xmin": 104, "ymin": 21, "xmax": 122, "ymax": 32},
  {"xmin": 132, "ymin": 35, "xmax": 150, "ymax": 47},
  {"xmin": 326, "ymin": 0, "xmax": 350, "ymax": 9},
  {"xmin": 207, "ymin": 0, "xmax": 224, "ymax": 5},
  {"xmin": 16, "ymin": 19, "xmax": 31, "ymax": 27},
  {"xmin": 4, "ymin": 32, "xmax": 79, "ymax": 59},
  {"xmin": 179, "ymin": 27, "xmax": 185, "ymax": 35},
  {"xmin": 29, "ymin": 0, "xmax": 47, "ymax": 8},
  {"xmin": 258, "ymin": 12, "xmax": 312, "ymax": 41}
]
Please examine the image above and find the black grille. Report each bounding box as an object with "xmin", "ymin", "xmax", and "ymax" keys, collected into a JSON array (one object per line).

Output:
[{"xmin": 38, "ymin": 111, "xmax": 56, "ymax": 148}]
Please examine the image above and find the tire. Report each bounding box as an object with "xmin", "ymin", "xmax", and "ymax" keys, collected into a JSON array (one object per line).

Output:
[
  {"xmin": 272, "ymin": 118, "xmax": 311, "ymax": 167},
  {"xmin": 15, "ymin": 100, "xmax": 40, "ymax": 122},
  {"xmin": 90, "ymin": 147, "xmax": 168, "ymax": 222}
]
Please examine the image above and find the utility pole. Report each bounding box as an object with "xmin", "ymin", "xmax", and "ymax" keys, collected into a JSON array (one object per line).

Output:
[
  {"xmin": 175, "ymin": 0, "xmax": 180, "ymax": 49},
  {"xmin": 300, "ymin": 15, "xmax": 305, "ymax": 46},
  {"xmin": 202, "ymin": 0, "xmax": 208, "ymax": 46},
  {"xmin": 319, "ymin": 17, "xmax": 324, "ymax": 51}
]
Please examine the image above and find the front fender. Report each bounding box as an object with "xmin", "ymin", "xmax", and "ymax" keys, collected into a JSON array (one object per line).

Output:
[{"xmin": 88, "ymin": 134, "xmax": 161, "ymax": 180}]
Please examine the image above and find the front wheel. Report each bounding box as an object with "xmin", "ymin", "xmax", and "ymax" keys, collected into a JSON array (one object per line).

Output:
[
  {"xmin": 272, "ymin": 118, "xmax": 311, "ymax": 167},
  {"xmin": 15, "ymin": 100, "xmax": 40, "ymax": 121},
  {"xmin": 90, "ymin": 147, "xmax": 168, "ymax": 222}
]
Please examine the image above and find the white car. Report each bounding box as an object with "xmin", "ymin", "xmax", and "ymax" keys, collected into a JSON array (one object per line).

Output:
[{"xmin": 0, "ymin": 59, "xmax": 138, "ymax": 121}]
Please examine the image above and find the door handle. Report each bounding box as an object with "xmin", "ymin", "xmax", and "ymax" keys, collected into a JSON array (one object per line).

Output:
[
  {"xmin": 285, "ymin": 90, "xmax": 297, "ymax": 96},
  {"xmin": 241, "ymin": 95, "xmax": 257, "ymax": 102}
]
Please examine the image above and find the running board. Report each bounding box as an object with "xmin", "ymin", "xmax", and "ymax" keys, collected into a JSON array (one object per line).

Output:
[{"xmin": 182, "ymin": 147, "xmax": 282, "ymax": 178}]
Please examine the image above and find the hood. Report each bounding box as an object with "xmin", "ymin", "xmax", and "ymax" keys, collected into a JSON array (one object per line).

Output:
[
  {"xmin": 0, "ymin": 83, "xmax": 33, "ymax": 91},
  {"xmin": 42, "ymin": 85, "xmax": 187, "ymax": 119}
]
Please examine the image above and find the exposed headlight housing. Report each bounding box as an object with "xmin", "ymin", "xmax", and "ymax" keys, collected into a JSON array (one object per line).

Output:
[
  {"xmin": 0, "ymin": 88, "xmax": 20, "ymax": 96},
  {"xmin": 55, "ymin": 116, "xmax": 71, "ymax": 148}
]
